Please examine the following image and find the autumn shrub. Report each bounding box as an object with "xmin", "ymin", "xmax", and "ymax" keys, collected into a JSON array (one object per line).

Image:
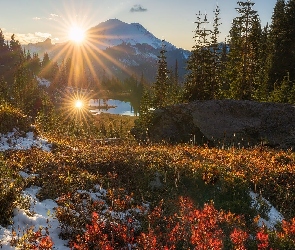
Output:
[
  {"xmin": 0, "ymin": 102, "xmax": 31, "ymax": 133},
  {"xmin": 70, "ymin": 197, "xmax": 251, "ymax": 249},
  {"xmin": 0, "ymin": 154, "xmax": 24, "ymax": 226},
  {"xmin": 11, "ymin": 226, "xmax": 54, "ymax": 250},
  {"xmin": 69, "ymin": 195, "xmax": 295, "ymax": 249},
  {"xmin": 4, "ymin": 136, "xmax": 295, "ymax": 249}
]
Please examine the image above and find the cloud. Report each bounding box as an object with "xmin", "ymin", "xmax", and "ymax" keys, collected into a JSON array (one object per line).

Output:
[
  {"xmin": 47, "ymin": 13, "xmax": 59, "ymax": 21},
  {"xmin": 50, "ymin": 13, "xmax": 59, "ymax": 18},
  {"xmin": 130, "ymin": 4, "xmax": 147, "ymax": 13},
  {"xmin": 32, "ymin": 14, "xmax": 59, "ymax": 21},
  {"xmin": 4, "ymin": 32, "xmax": 53, "ymax": 45}
]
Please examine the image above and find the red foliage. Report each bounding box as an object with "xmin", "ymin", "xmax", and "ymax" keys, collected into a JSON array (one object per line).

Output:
[
  {"xmin": 69, "ymin": 197, "xmax": 295, "ymax": 249},
  {"xmin": 256, "ymin": 228, "xmax": 269, "ymax": 250},
  {"xmin": 230, "ymin": 228, "xmax": 248, "ymax": 250}
]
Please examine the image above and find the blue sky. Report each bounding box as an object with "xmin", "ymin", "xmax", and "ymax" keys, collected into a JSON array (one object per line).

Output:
[{"xmin": 0, "ymin": 0, "xmax": 277, "ymax": 50}]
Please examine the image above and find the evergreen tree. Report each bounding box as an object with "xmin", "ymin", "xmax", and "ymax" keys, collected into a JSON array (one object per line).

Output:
[
  {"xmin": 254, "ymin": 24, "xmax": 272, "ymax": 101},
  {"xmin": 31, "ymin": 53, "xmax": 41, "ymax": 75},
  {"xmin": 225, "ymin": 0, "xmax": 260, "ymax": 100},
  {"xmin": 184, "ymin": 7, "xmax": 222, "ymax": 101},
  {"xmin": 268, "ymin": 0, "xmax": 288, "ymax": 89},
  {"xmin": 184, "ymin": 11, "xmax": 211, "ymax": 101},
  {"xmin": 210, "ymin": 5, "xmax": 222, "ymax": 99},
  {"xmin": 285, "ymin": 0, "xmax": 295, "ymax": 81},
  {"xmin": 0, "ymin": 29, "xmax": 10, "ymax": 80},
  {"xmin": 153, "ymin": 40, "xmax": 170, "ymax": 108},
  {"xmin": 0, "ymin": 77, "xmax": 9, "ymax": 101},
  {"xmin": 9, "ymin": 34, "xmax": 21, "ymax": 54},
  {"xmin": 269, "ymin": 72, "xmax": 292, "ymax": 103},
  {"xmin": 0, "ymin": 29, "xmax": 8, "ymax": 61},
  {"xmin": 248, "ymin": 15, "xmax": 263, "ymax": 98}
]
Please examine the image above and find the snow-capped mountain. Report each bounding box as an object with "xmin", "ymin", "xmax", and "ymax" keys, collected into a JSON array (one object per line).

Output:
[
  {"xmin": 25, "ymin": 19, "xmax": 190, "ymax": 82},
  {"xmin": 87, "ymin": 19, "xmax": 176, "ymax": 51}
]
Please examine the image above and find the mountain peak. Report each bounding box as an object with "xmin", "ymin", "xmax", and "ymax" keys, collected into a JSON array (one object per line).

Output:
[{"xmin": 88, "ymin": 18, "xmax": 175, "ymax": 50}]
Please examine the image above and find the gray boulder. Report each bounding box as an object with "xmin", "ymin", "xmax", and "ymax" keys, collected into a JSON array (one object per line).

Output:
[{"xmin": 138, "ymin": 100, "xmax": 295, "ymax": 149}]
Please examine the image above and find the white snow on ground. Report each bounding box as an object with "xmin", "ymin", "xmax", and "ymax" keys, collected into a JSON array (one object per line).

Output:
[
  {"xmin": 250, "ymin": 191, "xmax": 284, "ymax": 229},
  {"xmin": 0, "ymin": 183, "xmax": 145, "ymax": 249},
  {"xmin": 0, "ymin": 186, "xmax": 69, "ymax": 250},
  {"xmin": 0, "ymin": 130, "xmax": 51, "ymax": 152}
]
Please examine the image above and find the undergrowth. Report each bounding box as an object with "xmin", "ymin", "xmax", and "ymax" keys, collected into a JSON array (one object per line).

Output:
[{"xmin": 1, "ymin": 112, "xmax": 295, "ymax": 249}]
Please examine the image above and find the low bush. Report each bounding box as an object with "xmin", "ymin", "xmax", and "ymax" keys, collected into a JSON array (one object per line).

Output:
[
  {"xmin": 0, "ymin": 154, "xmax": 25, "ymax": 226},
  {"xmin": 0, "ymin": 103, "xmax": 31, "ymax": 133}
]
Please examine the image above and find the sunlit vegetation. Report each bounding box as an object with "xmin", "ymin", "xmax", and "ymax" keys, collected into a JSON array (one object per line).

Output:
[
  {"xmin": 0, "ymin": 102, "xmax": 31, "ymax": 133},
  {"xmin": 2, "ymin": 120, "xmax": 295, "ymax": 248},
  {"xmin": 2, "ymin": 0, "xmax": 295, "ymax": 248}
]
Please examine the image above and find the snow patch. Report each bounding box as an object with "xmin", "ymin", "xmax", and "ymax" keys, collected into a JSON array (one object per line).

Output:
[
  {"xmin": 0, "ymin": 130, "xmax": 51, "ymax": 152},
  {"xmin": 0, "ymin": 186, "xmax": 69, "ymax": 250},
  {"xmin": 250, "ymin": 191, "xmax": 284, "ymax": 229}
]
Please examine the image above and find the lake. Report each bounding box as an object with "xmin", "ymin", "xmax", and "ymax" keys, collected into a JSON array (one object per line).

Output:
[{"xmin": 89, "ymin": 99, "xmax": 137, "ymax": 116}]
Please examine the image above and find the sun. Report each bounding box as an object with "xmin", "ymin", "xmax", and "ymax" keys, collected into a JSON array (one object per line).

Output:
[
  {"xmin": 75, "ymin": 100, "xmax": 84, "ymax": 109},
  {"xmin": 68, "ymin": 26, "xmax": 85, "ymax": 43}
]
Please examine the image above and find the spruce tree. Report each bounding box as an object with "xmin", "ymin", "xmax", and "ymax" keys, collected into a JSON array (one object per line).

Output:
[
  {"xmin": 226, "ymin": 0, "xmax": 260, "ymax": 100},
  {"xmin": 0, "ymin": 29, "xmax": 8, "ymax": 60},
  {"xmin": 153, "ymin": 40, "xmax": 170, "ymax": 108},
  {"xmin": 0, "ymin": 77, "xmax": 9, "ymax": 101},
  {"xmin": 0, "ymin": 29, "xmax": 10, "ymax": 80},
  {"xmin": 268, "ymin": 0, "xmax": 287, "ymax": 89},
  {"xmin": 184, "ymin": 11, "xmax": 212, "ymax": 101},
  {"xmin": 285, "ymin": 0, "xmax": 295, "ymax": 81},
  {"xmin": 210, "ymin": 5, "xmax": 222, "ymax": 99},
  {"xmin": 254, "ymin": 24, "xmax": 272, "ymax": 101},
  {"xmin": 184, "ymin": 6, "xmax": 222, "ymax": 101}
]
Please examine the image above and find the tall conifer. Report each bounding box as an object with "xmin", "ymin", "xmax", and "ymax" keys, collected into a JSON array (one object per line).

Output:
[
  {"xmin": 226, "ymin": 0, "xmax": 260, "ymax": 100},
  {"xmin": 268, "ymin": 0, "xmax": 287, "ymax": 88}
]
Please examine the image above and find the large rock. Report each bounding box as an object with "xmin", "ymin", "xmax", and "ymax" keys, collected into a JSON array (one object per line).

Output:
[{"xmin": 138, "ymin": 100, "xmax": 295, "ymax": 149}]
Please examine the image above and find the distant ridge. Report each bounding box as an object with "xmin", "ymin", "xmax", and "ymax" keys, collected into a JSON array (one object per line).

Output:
[{"xmin": 87, "ymin": 18, "xmax": 176, "ymax": 50}]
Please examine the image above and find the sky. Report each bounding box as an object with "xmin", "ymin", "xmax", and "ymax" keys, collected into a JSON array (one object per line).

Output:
[{"xmin": 0, "ymin": 0, "xmax": 278, "ymax": 50}]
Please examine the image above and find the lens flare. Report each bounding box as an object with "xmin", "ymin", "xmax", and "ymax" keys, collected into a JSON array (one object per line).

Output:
[
  {"xmin": 68, "ymin": 26, "xmax": 85, "ymax": 43},
  {"xmin": 75, "ymin": 100, "xmax": 83, "ymax": 109}
]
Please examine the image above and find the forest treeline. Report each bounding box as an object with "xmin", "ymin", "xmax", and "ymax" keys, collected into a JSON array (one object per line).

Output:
[
  {"xmin": 143, "ymin": 0, "xmax": 295, "ymax": 113},
  {"xmin": 1, "ymin": 0, "xmax": 295, "ymax": 121}
]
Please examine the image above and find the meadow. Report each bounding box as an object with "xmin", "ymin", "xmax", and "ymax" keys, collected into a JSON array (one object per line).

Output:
[{"xmin": 1, "ymin": 109, "xmax": 295, "ymax": 249}]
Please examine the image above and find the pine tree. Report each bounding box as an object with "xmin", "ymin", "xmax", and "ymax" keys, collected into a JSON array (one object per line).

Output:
[
  {"xmin": 254, "ymin": 24, "xmax": 272, "ymax": 101},
  {"xmin": 0, "ymin": 29, "xmax": 8, "ymax": 60},
  {"xmin": 268, "ymin": 0, "xmax": 287, "ymax": 88},
  {"xmin": 9, "ymin": 34, "xmax": 21, "ymax": 53},
  {"xmin": 0, "ymin": 29, "xmax": 10, "ymax": 80},
  {"xmin": 153, "ymin": 40, "xmax": 170, "ymax": 108},
  {"xmin": 269, "ymin": 72, "xmax": 292, "ymax": 103},
  {"xmin": 248, "ymin": 15, "xmax": 263, "ymax": 98},
  {"xmin": 285, "ymin": 0, "xmax": 295, "ymax": 81},
  {"xmin": 40, "ymin": 52, "xmax": 51, "ymax": 79},
  {"xmin": 0, "ymin": 77, "xmax": 9, "ymax": 101},
  {"xmin": 184, "ymin": 7, "xmax": 222, "ymax": 101},
  {"xmin": 31, "ymin": 53, "xmax": 41, "ymax": 74},
  {"xmin": 184, "ymin": 11, "xmax": 212, "ymax": 101},
  {"xmin": 226, "ymin": 0, "xmax": 260, "ymax": 100},
  {"xmin": 210, "ymin": 5, "xmax": 222, "ymax": 99}
]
